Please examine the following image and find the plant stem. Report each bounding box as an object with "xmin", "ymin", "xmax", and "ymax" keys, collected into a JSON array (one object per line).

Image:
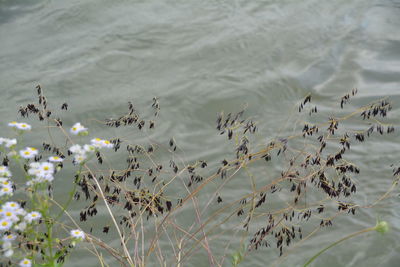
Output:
[
  {"xmin": 55, "ymin": 165, "xmax": 82, "ymax": 221},
  {"xmin": 303, "ymin": 226, "xmax": 375, "ymax": 267}
]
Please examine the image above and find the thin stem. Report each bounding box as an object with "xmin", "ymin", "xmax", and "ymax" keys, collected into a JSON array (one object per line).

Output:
[
  {"xmin": 55, "ymin": 165, "xmax": 83, "ymax": 221},
  {"xmin": 303, "ymin": 227, "xmax": 375, "ymax": 267}
]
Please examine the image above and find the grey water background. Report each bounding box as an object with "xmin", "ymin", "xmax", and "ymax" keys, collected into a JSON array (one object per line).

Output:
[{"xmin": 1, "ymin": 0, "xmax": 400, "ymax": 266}]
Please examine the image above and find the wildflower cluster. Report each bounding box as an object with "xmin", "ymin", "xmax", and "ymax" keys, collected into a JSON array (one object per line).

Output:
[
  {"xmin": 68, "ymin": 136, "xmax": 113, "ymax": 165},
  {"xmin": 0, "ymin": 121, "xmax": 87, "ymax": 266},
  {"xmin": 0, "ymin": 166, "xmax": 13, "ymax": 197}
]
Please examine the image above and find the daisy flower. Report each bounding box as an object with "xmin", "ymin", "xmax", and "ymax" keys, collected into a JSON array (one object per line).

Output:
[
  {"xmin": 26, "ymin": 173, "xmax": 54, "ymax": 184},
  {"xmin": 0, "ymin": 219, "xmax": 13, "ymax": 231},
  {"xmin": 2, "ymin": 240, "xmax": 12, "ymax": 250},
  {"xmin": 0, "ymin": 210, "xmax": 19, "ymax": 223},
  {"xmin": 27, "ymin": 162, "xmax": 41, "ymax": 176},
  {"xmin": 70, "ymin": 122, "xmax": 88, "ymax": 135},
  {"xmin": 19, "ymin": 258, "xmax": 32, "ymax": 267},
  {"xmin": 90, "ymin": 138, "xmax": 103, "ymax": 146},
  {"xmin": 14, "ymin": 208, "xmax": 27, "ymax": 216},
  {"xmin": 39, "ymin": 162, "xmax": 54, "ymax": 175},
  {"xmin": 24, "ymin": 211, "xmax": 41, "ymax": 223},
  {"xmin": 101, "ymin": 140, "xmax": 114, "ymax": 149},
  {"xmin": 73, "ymin": 153, "xmax": 87, "ymax": 165},
  {"xmin": 0, "ymin": 166, "xmax": 11, "ymax": 177},
  {"xmin": 2, "ymin": 233, "xmax": 16, "ymax": 242},
  {"xmin": 2, "ymin": 201, "xmax": 20, "ymax": 210},
  {"xmin": 0, "ymin": 186, "xmax": 13, "ymax": 197},
  {"xmin": 19, "ymin": 147, "xmax": 38, "ymax": 159},
  {"xmin": 4, "ymin": 248, "xmax": 13, "ymax": 257},
  {"xmin": 48, "ymin": 156, "xmax": 63, "ymax": 162},
  {"xmin": 16, "ymin": 123, "xmax": 31, "ymax": 131},
  {"xmin": 91, "ymin": 138, "xmax": 113, "ymax": 149},
  {"xmin": 4, "ymin": 138, "xmax": 17, "ymax": 148},
  {"xmin": 83, "ymin": 144, "xmax": 96, "ymax": 153},
  {"xmin": 0, "ymin": 179, "xmax": 12, "ymax": 187},
  {"xmin": 70, "ymin": 229, "xmax": 85, "ymax": 240},
  {"xmin": 69, "ymin": 144, "xmax": 84, "ymax": 154},
  {"xmin": 7, "ymin": 122, "xmax": 18, "ymax": 128},
  {"xmin": 14, "ymin": 221, "xmax": 27, "ymax": 231}
]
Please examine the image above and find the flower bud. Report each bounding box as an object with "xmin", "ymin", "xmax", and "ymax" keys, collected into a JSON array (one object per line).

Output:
[{"xmin": 375, "ymin": 221, "xmax": 389, "ymax": 234}]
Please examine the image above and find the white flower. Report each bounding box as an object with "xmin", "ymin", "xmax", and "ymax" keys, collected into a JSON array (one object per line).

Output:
[
  {"xmin": 19, "ymin": 147, "xmax": 38, "ymax": 159},
  {"xmin": 39, "ymin": 162, "xmax": 54, "ymax": 175},
  {"xmin": 14, "ymin": 221, "xmax": 27, "ymax": 231},
  {"xmin": 2, "ymin": 240, "xmax": 12, "ymax": 250},
  {"xmin": 14, "ymin": 208, "xmax": 27, "ymax": 216},
  {"xmin": 70, "ymin": 122, "xmax": 87, "ymax": 135},
  {"xmin": 0, "ymin": 186, "xmax": 13, "ymax": 197},
  {"xmin": 0, "ymin": 166, "xmax": 11, "ymax": 177},
  {"xmin": 8, "ymin": 121, "xmax": 32, "ymax": 131},
  {"xmin": 24, "ymin": 211, "xmax": 41, "ymax": 223},
  {"xmin": 48, "ymin": 156, "xmax": 63, "ymax": 162},
  {"xmin": 4, "ymin": 249, "xmax": 13, "ymax": 257},
  {"xmin": 7, "ymin": 122, "xmax": 18, "ymax": 128},
  {"xmin": 90, "ymin": 138, "xmax": 103, "ymax": 147},
  {"xmin": 0, "ymin": 138, "xmax": 17, "ymax": 148},
  {"xmin": 5, "ymin": 138, "xmax": 17, "ymax": 148},
  {"xmin": 0, "ymin": 179, "xmax": 12, "ymax": 188},
  {"xmin": 19, "ymin": 258, "xmax": 32, "ymax": 267},
  {"xmin": 2, "ymin": 243, "xmax": 13, "ymax": 258},
  {"xmin": 69, "ymin": 144, "xmax": 84, "ymax": 154},
  {"xmin": 2, "ymin": 201, "xmax": 20, "ymax": 210},
  {"xmin": 5, "ymin": 139, "xmax": 17, "ymax": 148},
  {"xmin": 73, "ymin": 153, "xmax": 87, "ymax": 165},
  {"xmin": 7, "ymin": 151, "xmax": 17, "ymax": 157},
  {"xmin": 42, "ymin": 175, "xmax": 54, "ymax": 183},
  {"xmin": 0, "ymin": 219, "xmax": 13, "ymax": 231},
  {"xmin": 70, "ymin": 229, "xmax": 85, "ymax": 240},
  {"xmin": 16, "ymin": 123, "xmax": 31, "ymax": 131},
  {"xmin": 0, "ymin": 210, "xmax": 19, "ymax": 223},
  {"xmin": 28, "ymin": 162, "xmax": 41, "ymax": 176},
  {"xmin": 91, "ymin": 138, "xmax": 113, "ymax": 149},
  {"xmin": 2, "ymin": 233, "xmax": 16, "ymax": 242},
  {"xmin": 83, "ymin": 144, "xmax": 96, "ymax": 153}
]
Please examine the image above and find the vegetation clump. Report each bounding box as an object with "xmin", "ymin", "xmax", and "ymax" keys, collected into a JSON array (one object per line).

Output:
[{"xmin": 0, "ymin": 85, "xmax": 397, "ymax": 266}]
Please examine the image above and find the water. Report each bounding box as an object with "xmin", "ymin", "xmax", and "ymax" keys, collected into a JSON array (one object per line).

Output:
[{"xmin": 1, "ymin": 0, "xmax": 400, "ymax": 266}]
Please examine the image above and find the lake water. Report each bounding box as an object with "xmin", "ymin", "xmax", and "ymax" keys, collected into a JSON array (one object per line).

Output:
[{"xmin": 1, "ymin": 0, "xmax": 400, "ymax": 266}]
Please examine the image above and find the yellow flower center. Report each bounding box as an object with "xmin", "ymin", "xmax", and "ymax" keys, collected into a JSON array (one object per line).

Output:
[
  {"xmin": 24, "ymin": 151, "xmax": 30, "ymax": 155},
  {"xmin": 32, "ymin": 214, "xmax": 37, "ymax": 217},
  {"xmin": 21, "ymin": 124, "xmax": 27, "ymax": 127},
  {"xmin": 10, "ymin": 204, "xmax": 16, "ymax": 207},
  {"xmin": 23, "ymin": 260, "xmax": 29, "ymax": 264},
  {"xmin": 72, "ymin": 127, "xmax": 77, "ymax": 131},
  {"xmin": 44, "ymin": 166, "xmax": 49, "ymax": 171},
  {"xmin": 54, "ymin": 156, "xmax": 59, "ymax": 160},
  {"xmin": 5, "ymin": 212, "xmax": 12, "ymax": 216},
  {"xmin": 31, "ymin": 148, "xmax": 37, "ymax": 151},
  {"xmin": 95, "ymin": 138, "xmax": 101, "ymax": 141},
  {"xmin": 1, "ymin": 221, "xmax": 8, "ymax": 226},
  {"xmin": 104, "ymin": 140, "xmax": 110, "ymax": 144},
  {"xmin": 3, "ymin": 188, "xmax": 9, "ymax": 192}
]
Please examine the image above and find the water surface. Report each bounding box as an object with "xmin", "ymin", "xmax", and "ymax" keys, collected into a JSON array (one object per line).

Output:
[{"xmin": 1, "ymin": 0, "xmax": 400, "ymax": 266}]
